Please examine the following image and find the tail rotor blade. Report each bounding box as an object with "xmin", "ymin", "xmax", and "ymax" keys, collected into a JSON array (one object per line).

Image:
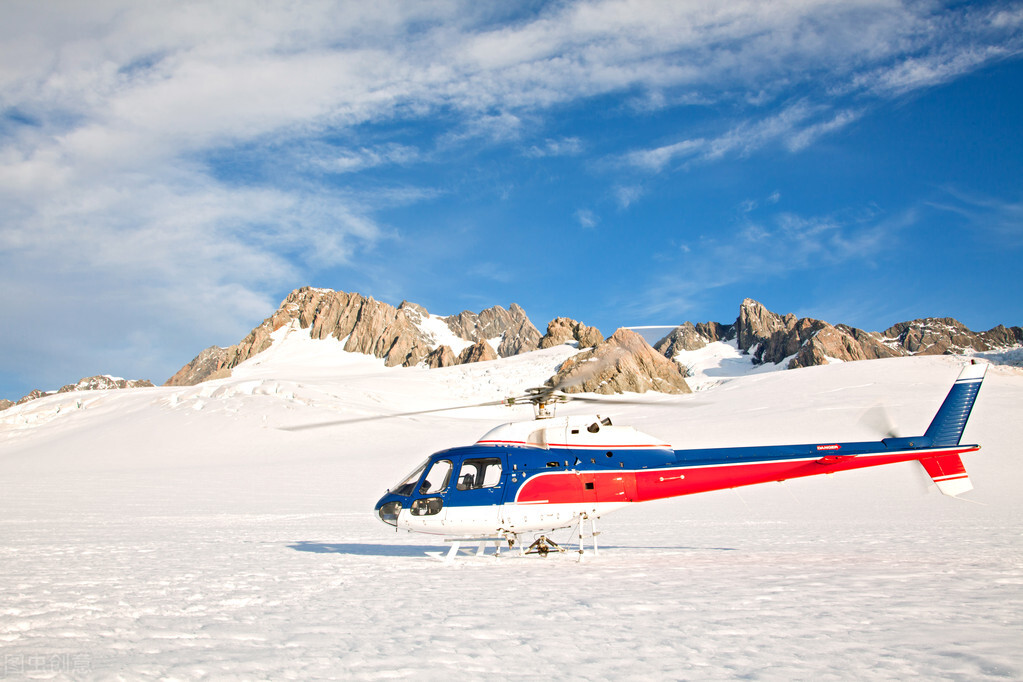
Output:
[{"xmin": 859, "ymin": 403, "xmax": 901, "ymax": 439}]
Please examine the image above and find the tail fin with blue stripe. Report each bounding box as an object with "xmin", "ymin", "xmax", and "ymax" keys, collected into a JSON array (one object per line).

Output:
[
  {"xmin": 919, "ymin": 362, "xmax": 986, "ymax": 497},
  {"xmin": 924, "ymin": 362, "xmax": 987, "ymax": 446}
]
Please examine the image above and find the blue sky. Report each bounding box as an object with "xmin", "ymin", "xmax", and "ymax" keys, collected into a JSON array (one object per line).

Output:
[{"xmin": 1, "ymin": 0, "xmax": 1022, "ymax": 399}]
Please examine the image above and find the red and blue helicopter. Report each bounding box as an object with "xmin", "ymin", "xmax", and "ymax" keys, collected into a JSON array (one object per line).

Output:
[{"xmin": 364, "ymin": 362, "xmax": 986, "ymax": 558}]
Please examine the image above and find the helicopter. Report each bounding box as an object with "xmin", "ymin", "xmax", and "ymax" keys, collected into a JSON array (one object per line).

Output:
[{"xmin": 295, "ymin": 361, "xmax": 987, "ymax": 559}]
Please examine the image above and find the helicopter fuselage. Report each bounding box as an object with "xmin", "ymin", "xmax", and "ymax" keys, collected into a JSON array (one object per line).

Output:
[{"xmin": 374, "ymin": 378, "xmax": 983, "ymax": 538}]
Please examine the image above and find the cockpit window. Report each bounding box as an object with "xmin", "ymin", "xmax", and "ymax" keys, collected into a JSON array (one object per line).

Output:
[
  {"xmin": 419, "ymin": 460, "xmax": 452, "ymax": 495},
  {"xmin": 391, "ymin": 460, "xmax": 428, "ymax": 497},
  {"xmin": 456, "ymin": 458, "xmax": 503, "ymax": 490}
]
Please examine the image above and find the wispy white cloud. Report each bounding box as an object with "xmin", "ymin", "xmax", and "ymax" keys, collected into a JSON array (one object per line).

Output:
[
  {"xmin": 614, "ymin": 185, "xmax": 645, "ymax": 209},
  {"xmin": 311, "ymin": 144, "xmax": 421, "ymax": 174},
  {"xmin": 926, "ymin": 187, "xmax": 1023, "ymax": 246},
  {"xmin": 575, "ymin": 208, "xmax": 598, "ymax": 228},
  {"xmin": 524, "ymin": 137, "xmax": 583, "ymax": 158},
  {"xmin": 845, "ymin": 5, "xmax": 1023, "ymax": 96},
  {"xmin": 623, "ymin": 102, "xmax": 863, "ymax": 171},
  {"xmin": 621, "ymin": 205, "xmax": 917, "ymax": 321}
]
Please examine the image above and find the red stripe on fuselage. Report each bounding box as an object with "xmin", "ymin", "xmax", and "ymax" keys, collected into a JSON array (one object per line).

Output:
[{"xmin": 514, "ymin": 446, "xmax": 978, "ymax": 504}]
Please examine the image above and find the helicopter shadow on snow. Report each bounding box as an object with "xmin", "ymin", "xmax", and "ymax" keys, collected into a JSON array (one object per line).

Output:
[
  {"xmin": 287, "ymin": 541, "xmax": 443, "ymax": 557},
  {"xmin": 287, "ymin": 541, "xmax": 738, "ymax": 556}
]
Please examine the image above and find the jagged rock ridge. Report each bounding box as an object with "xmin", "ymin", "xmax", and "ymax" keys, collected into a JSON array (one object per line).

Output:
[
  {"xmin": 1, "ymin": 376, "xmax": 155, "ymax": 411},
  {"xmin": 549, "ymin": 328, "xmax": 691, "ymax": 395},
  {"xmin": 538, "ymin": 317, "xmax": 604, "ymax": 349},
  {"xmin": 656, "ymin": 298, "xmax": 1023, "ymax": 369},
  {"xmin": 165, "ymin": 287, "xmax": 543, "ymax": 386},
  {"xmin": 445, "ymin": 303, "xmax": 541, "ymax": 357}
]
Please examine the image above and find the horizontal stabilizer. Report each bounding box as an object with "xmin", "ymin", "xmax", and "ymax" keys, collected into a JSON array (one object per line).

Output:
[{"xmin": 919, "ymin": 453, "xmax": 973, "ymax": 497}]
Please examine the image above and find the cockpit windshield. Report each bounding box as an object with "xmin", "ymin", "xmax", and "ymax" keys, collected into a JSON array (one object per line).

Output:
[{"xmin": 390, "ymin": 459, "xmax": 428, "ymax": 497}]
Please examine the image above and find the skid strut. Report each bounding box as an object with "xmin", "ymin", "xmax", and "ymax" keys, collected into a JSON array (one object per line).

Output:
[
  {"xmin": 525, "ymin": 535, "xmax": 565, "ymax": 557},
  {"xmin": 576, "ymin": 513, "xmax": 600, "ymax": 559}
]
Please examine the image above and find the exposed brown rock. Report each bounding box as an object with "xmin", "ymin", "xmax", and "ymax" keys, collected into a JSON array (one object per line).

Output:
[
  {"xmin": 165, "ymin": 288, "xmax": 547, "ymax": 385},
  {"xmin": 836, "ymin": 325, "xmax": 904, "ymax": 360},
  {"xmin": 654, "ymin": 321, "xmax": 709, "ymax": 356},
  {"xmin": 57, "ymin": 376, "xmax": 155, "ymax": 393},
  {"xmin": 658, "ymin": 299, "xmax": 1021, "ymax": 372},
  {"xmin": 444, "ymin": 303, "xmax": 541, "ymax": 357},
  {"xmin": 458, "ymin": 339, "xmax": 499, "ymax": 364},
  {"xmin": 374, "ymin": 309, "xmax": 432, "ymax": 368},
  {"xmin": 548, "ymin": 328, "xmax": 691, "ymax": 395},
  {"xmin": 736, "ymin": 298, "xmax": 796, "ymax": 356},
  {"xmin": 164, "ymin": 346, "xmax": 231, "ymax": 386},
  {"xmin": 166, "ymin": 288, "xmax": 449, "ymax": 384},
  {"xmin": 425, "ymin": 345, "xmax": 457, "ymax": 368},
  {"xmin": 16, "ymin": 389, "xmax": 48, "ymax": 405},
  {"xmin": 3, "ymin": 376, "xmax": 155, "ymax": 411},
  {"xmin": 538, "ymin": 317, "xmax": 603, "ymax": 349},
  {"xmin": 788, "ymin": 325, "xmax": 868, "ymax": 368},
  {"xmin": 398, "ymin": 301, "xmax": 428, "ymax": 327},
  {"xmin": 159, "ymin": 287, "xmax": 1021, "ymax": 389},
  {"xmin": 881, "ymin": 318, "xmax": 1023, "ymax": 356}
]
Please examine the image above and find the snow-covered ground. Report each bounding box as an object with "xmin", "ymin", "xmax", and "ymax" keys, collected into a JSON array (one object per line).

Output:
[{"xmin": 2, "ymin": 330, "xmax": 1022, "ymax": 680}]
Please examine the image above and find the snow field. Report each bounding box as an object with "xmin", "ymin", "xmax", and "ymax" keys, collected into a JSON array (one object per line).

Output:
[{"xmin": 1, "ymin": 330, "xmax": 1021, "ymax": 680}]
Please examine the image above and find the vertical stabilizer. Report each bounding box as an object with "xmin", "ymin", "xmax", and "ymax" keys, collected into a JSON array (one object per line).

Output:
[
  {"xmin": 917, "ymin": 362, "xmax": 986, "ymax": 496},
  {"xmin": 919, "ymin": 453, "xmax": 973, "ymax": 496},
  {"xmin": 923, "ymin": 362, "xmax": 987, "ymax": 446}
]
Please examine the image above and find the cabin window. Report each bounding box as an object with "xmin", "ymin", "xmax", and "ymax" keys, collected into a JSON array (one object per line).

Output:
[
  {"xmin": 411, "ymin": 497, "xmax": 443, "ymax": 516},
  {"xmin": 456, "ymin": 458, "xmax": 503, "ymax": 490},
  {"xmin": 419, "ymin": 460, "xmax": 452, "ymax": 495},
  {"xmin": 392, "ymin": 459, "xmax": 428, "ymax": 497}
]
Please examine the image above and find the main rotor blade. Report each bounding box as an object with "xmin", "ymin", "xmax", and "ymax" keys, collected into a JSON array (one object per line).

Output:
[
  {"xmin": 280, "ymin": 398, "xmax": 515, "ymax": 431},
  {"xmin": 281, "ymin": 382, "xmax": 702, "ymax": 432},
  {"xmin": 564, "ymin": 394, "xmax": 701, "ymax": 406}
]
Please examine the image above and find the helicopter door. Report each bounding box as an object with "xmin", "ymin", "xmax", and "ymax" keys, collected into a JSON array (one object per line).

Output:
[
  {"xmin": 444, "ymin": 456, "xmax": 505, "ymax": 533},
  {"xmin": 404, "ymin": 458, "xmax": 453, "ymax": 532}
]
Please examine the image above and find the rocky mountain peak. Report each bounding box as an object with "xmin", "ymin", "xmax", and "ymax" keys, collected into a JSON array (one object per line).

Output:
[
  {"xmin": 656, "ymin": 300, "xmax": 1021, "ymax": 371},
  {"xmin": 458, "ymin": 339, "xmax": 500, "ymax": 364},
  {"xmin": 1, "ymin": 376, "xmax": 155, "ymax": 412},
  {"xmin": 538, "ymin": 317, "xmax": 604, "ymax": 349},
  {"xmin": 164, "ymin": 346, "xmax": 232, "ymax": 387},
  {"xmin": 880, "ymin": 317, "xmax": 1016, "ymax": 356},
  {"xmin": 443, "ymin": 303, "xmax": 541, "ymax": 357},
  {"xmin": 548, "ymin": 328, "xmax": 691, "ymax": 395},
  {"xmin": 165, "ymin": 287, "xmax": 543, "ymax": 386}
]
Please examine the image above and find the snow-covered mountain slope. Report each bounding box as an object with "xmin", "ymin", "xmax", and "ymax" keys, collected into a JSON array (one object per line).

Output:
[{"xmin": 2, "ymin": 328, "xmax": 1021, "ymax": 680}]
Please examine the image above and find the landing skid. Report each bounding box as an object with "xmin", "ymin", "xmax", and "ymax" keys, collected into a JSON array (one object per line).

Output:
[
  {"xmin": 425, "ymin": 514, "xmax": 602, "ymax": 563},
  {"xmin": 426, "ymin": 536, "xmax": 508, "ymax": 563}
]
